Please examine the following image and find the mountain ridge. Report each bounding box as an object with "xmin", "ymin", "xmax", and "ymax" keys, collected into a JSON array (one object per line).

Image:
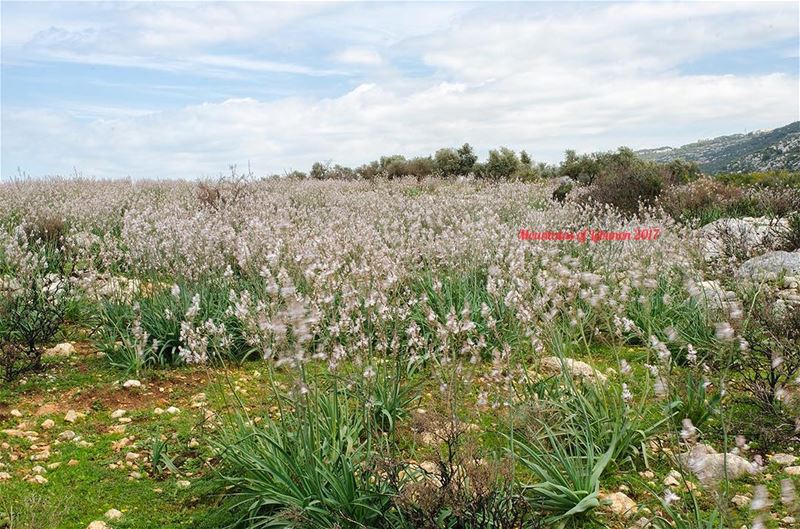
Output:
[{"xmin": 636, "ymin": 121, "xmax": 800, "ymax": 173}]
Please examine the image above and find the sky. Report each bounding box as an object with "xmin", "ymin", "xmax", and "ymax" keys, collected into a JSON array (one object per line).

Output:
[{"xmin": 1, "ymin": 1, "xmax": 799, "ymax": 180}]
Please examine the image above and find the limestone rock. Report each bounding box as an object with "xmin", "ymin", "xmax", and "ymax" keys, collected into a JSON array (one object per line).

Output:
[
  {"xmin": 539, "ymin": 356, "xmax": 609, "ymax": 383},
  {"xmin": 44, "ymin": 342, "xmax": 76, "ymax": 358},
  {"xmin": 679, "ymin": 444, "xmax": 759, "ymax": 485},
  {"xmin": 600, "ymin": 491, "xmax": 637, "ymax": 517},
  {"xmin": 737, "ymin": 251, "xmax": 800, "ymax": 279},
  {"xmin": 770, "ymin": 453, "xmax": 797, "ymax": 466}
]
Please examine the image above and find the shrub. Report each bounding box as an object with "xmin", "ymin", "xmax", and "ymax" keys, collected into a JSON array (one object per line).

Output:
[
  {"xmin": 434, "ymin": 148, "xmax": 461, "ymax": 177},
  {"xmin": 659, "ymin": 178, "xmax": 745, "ymax": 224},
  {"xmin": 781, "ymin": 212, "xmax": 800, "ymax": 251},
  {"xmin": 0, "ymin": 248, "xmax": 72, "ymax": 381},
  {"xmin": 481, "ymin": 147, "xmax": 520, "ymax": 181},
  {"xmin": 715, "ymin": 170, "xmax": 800, "ymax": 189},
  {"xmin": 737, "ymin": 289, "xmax": 800, "ymax": 416},
  {"xmin": 589, "ymin": 168, "xmax": 664, "ymax": 215},
  {"xmin": 552, "ymin": 181, "xmax": 573, "ymax": 203}
]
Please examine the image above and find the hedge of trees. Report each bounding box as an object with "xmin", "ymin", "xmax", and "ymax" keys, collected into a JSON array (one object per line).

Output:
[{"xmin": 290, "ymin": 144, "xmax": 701, "ymax": 186}]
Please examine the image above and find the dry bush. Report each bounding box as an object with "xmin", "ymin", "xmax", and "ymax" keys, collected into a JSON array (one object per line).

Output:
[
  {"xmin": 396, "ymin": 410, "xmax": 539, "ymax": 529},
  {"xmin": 738, "ymin": 292, "xmax": 800, "ymax": 415},
  {"xmin": 23, "ymin": 215, "xmax": 68, "ymax": 247},
  {"xmin": 659, "ymin": 178, "xmax": 745, "ymax": 221},
  {"xmin": 196, "ymin": 165, "xmax": 254, "ymax": 210}
]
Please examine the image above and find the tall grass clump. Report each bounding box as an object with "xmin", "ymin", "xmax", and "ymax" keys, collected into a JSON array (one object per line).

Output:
[{"xmin": 213, "ymin": 378, "xmax": 397, "ymax": 529}]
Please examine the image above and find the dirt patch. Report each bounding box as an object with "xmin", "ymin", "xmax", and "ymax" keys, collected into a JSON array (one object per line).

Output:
[{"xmin": 30, "ymin": 371, "xmax": 211, "ymax": 415}]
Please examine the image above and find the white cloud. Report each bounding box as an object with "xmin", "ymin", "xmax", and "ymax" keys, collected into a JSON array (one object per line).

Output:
[
  {"xmin": 334, "ymin": 47, "xmax": 383, "ymax": 66},
  {"xmin": 1, "ymin": 1, "xmax": 798, "ymax": 178}
]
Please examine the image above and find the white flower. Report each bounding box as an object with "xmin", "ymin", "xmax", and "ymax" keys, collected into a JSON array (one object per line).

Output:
[
  {"xmin": 781, "ymin": 478, "xmax": 796, "ymax": 507},
  {"xmin": 750, "ymin": 485, "xmax": 770, "ymax": 511},
  {"xmin": 686, "ymin": 344, "xmax": 697, "ymax": 364},
  {"xmin": 680, "ymin": 418, "xmax": 696, "ymax": 443},
  {"xmin": 621, "ymin": 383, "xmax": 633, "ymax": 403},
  {"xmin": 619, "ymin": 359, "xmax": 632, "ymax": 375},
  {"xmin": 714, "ymin": 322, "xmax": 734, "ymax": 342},
  {"xmin": 663, "ymin": 489, "xmax": 680, "ymax": 505}
]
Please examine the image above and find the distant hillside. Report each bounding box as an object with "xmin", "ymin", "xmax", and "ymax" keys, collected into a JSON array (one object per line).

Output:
[{"xmin": 637, "ymin": 121, "xmax": 800, "ymax": 174}]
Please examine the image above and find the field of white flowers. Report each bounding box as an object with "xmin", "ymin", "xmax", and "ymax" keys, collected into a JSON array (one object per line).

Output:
[{"xmin": 1, "ymin": 177, "xmax": 798, "ymax": 529}]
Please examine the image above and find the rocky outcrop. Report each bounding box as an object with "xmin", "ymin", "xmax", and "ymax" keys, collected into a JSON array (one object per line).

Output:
[
  {"xmin": 736, "ymin": 251, "xmax": 800, "ymax": 279},
  {"xmin": 697, "ymin": 217, "xmax": 788, "ymax": 262},
  {"xmin": 539, "ymin": 356, "xmax": 610, "ymax": 383}
]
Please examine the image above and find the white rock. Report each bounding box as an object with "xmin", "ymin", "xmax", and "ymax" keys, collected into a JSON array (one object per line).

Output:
[
  {"xmin": 58, "ymin": 430, "xmax": 76, "ymax": 441},
  {"xmin": 44, "ymin": 342, "xmax": 76, "ymax": 358},
  {"xmin": 600, "ymin": 491, "xmax": 637, "ymax": 517},
  {"xmin": 177, "ymin": 479, "xmax": 191, "ymax": 489},
  {"xmin": 64, "ymin": 410, "xmax": 82, "ymax": 423},
  {"xmin": 153, "ymin": 407, "xmax": 164, "ymax": 415},
  {"xmin": 785, "ymin": 466, "xmax": 800, "ymax": 476},
  {"xmin": 28, "ymin": 474, "xmax": 48, "ymax": 484},
  {"xmin": 110, "ymin": 409, "xmax": 126, "ymax": 419},
  {"xmin": 663, "ymin": 470, "xmax": 682, "ymax": 487},
  {"xmin": 697, "ymin": 217, "xmax": 788, "ymax": 261},
  {"xmin": 770, "ymin": 453, "xmax": 797, "ymax": 466},
  {"xmin": 679, "ymin": 444, "xmax": 759, "ymax": 485},
  {"xmin": 10, "ymin": 409, "xmax": 23, "ymax": 418},
  {"xmin": 539, "ymin": 356, "xmax": 609, "ymax": 383},
  {"xmin": 731, "ymin": 494, "xmax": 751, "ymax": 508},
  {"xmin": 165, "ymin": 406, "xmax": 180, "ymax": 415},
  {"xmin": 104, "ymin": 508, "xmax": 123, "ymax": 521},
  {"xmin": 0, "ymin": 472, "xmax": 11, "ymax": 480},
  {"xmin": 41, "ymin": 419, "xmax": 55, "ymax": 430},
  {"xmin": 122, "ymin": 379, "xmax": 142, "ymax": 388},
  {"xmin": 31, "ymin": 465, "xmax": 46, "ymax": 475},
  {"xmin": 737, "ymin": 251, "xmax": 800, "ymax": 279},
  {"xmin": 87, "ymin": 522, "xmax": 110, "ymax": 529}
]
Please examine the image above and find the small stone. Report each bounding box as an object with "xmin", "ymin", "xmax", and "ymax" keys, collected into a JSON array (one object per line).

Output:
[
  {"xmin": 104, "ymin": 508, "xmax": 123, "ymax": 521},
  {"xmin": 28, "ymin": 474, "xmax": 48, "ymax": 484},
  {"xmin": 770, "ymin": 453, "xmax": 798, "ymax": 466},
  {"xmin": 68, "ymin": 459, "xmax": 79, "ymax": 466},
  {"xmin": 64, "ymin": 410, "xmax": 82, "ymax": 423},
  {"xmin": 58, "ymin": 430, "xmax": 76, "ymax": 441},
  {"xmin": 177, "ymin": 479, "xmax": 191, "ymax": 489},
  {"xmin": 639, "ymin": 470, "xmax": 654, "ymax": 479},
  {"xmin": 110, "ymin": 409, "xmax": 126, "ymax": 419},
  {"xmin": 664, "ymin": 470, "xmax": 682, "ymax": 487},
  {"xmin": 785, "ymin": 466, "xmax": 800, "ymax": 476},
  {"xmin": 125, "ymin": 452, "xmax": 140, "ymax": 461},
  {"xmin": 87, "ymin": 522, "xmax": 109, "ymax": 529},
  {"xmin": 731, "ymin": 494, "xmax": 751, "ymax": 508},
  {"xmin": 782, "ymin": 516, "xmax": 796, "ymax": 524},
  {"xmin": 31, "ymin": 465, "xmax": 46, "ymax": 474},
  {"xmin": 0, "ymin": 472, "xmax": 11, "ymax": 480},
  {"xmin": 44, "ymin": 342, "xmax": 76, "ymax": 357},
  {"xmin": 153, "ymin": 408, "xmax": 164, "ymax": 415},
  {"xmin": 118, "ymin": 417, "xmax": 132, "ymax": 424},
  {"xmin": 600, "ymin": 491, "xmax": 637, "ymax": 518},
  {"xmin": 122, "ymin": 379, "xmax": 142, "ymax": 388},
  {"xmin": 47, "ymin": 462, "xmax": 61, "ymax": 470},
  {"xmin": 41, "ymin": 419, "xmax": 55, "ymax": 430},
  {"xmin": 166, "ymin": 406, "xmax": 180, "ymax": 415},
  {"xmin": 10, "ymin": 409, "xmax": 22, "ymax": 418},
  {"xmin": 187, "ymin": 438, "xmax": 199, "ymax": 448},
  {"xmin": 129, "ymin": 471, "xmax": 142, "ymax": 479}
]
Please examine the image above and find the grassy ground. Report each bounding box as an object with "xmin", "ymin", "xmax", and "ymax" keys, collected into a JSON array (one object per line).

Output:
[{"xmin": 1, "ymin": 342, "xmax": 798, "ymax": 529}]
